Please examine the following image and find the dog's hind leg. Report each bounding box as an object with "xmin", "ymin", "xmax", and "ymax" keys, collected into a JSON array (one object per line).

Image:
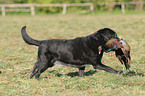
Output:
[
  {"xmin": 29, "ymin": 61, "xmax": 38, "ymax": 78},
  {"xmin": 78, "ymin": 67, "xmax": 85, "ymax": 77},
  {"xmin": 35, "ymin": 61, "xmax": 54, "ymax": 79}
]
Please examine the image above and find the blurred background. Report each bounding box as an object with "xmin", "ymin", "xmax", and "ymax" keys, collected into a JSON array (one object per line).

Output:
[{"xmin": 0, "ymin": 0, "xmax": 145, "ymax": 15}]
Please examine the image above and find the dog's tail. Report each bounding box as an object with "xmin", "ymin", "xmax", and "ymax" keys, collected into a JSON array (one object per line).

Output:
[{"xmin": 21, "ymin": 26, "xmax": 41, "ymax": 46}]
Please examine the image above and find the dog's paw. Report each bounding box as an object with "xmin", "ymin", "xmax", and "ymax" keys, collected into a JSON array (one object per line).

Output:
[
  {"xmin": 29, "ymin": 72, "xmax": 34, "ymax": 79},
  {"xmin": 117, "ymin": 71, "xmax": 124, "ymax": 75},
  {"xmin": 35, "ymin": 73, "xmax": 40, "ymax": 80},
  {"xmin": 78, "ymin": 70, "xmax": 84, "ymax": 77}
]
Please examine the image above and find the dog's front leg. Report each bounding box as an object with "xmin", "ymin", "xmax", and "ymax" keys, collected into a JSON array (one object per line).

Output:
[
  {"xmin": 78, "ymin": 67, "xmax": 85, "ymax": 77},
  {"xmin": 94, "ymin": 63, "xmax": 123, "ymax": 75}
]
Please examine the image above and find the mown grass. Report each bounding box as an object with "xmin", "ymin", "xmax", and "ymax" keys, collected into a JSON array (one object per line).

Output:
[{"xmin": 0, "ymin": 13, "xmax": 145, "ymax": 96}]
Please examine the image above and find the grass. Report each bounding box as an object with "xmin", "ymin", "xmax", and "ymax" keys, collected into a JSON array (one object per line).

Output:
[{"xmin": 0, "ymin": 13, "xmax": 145, "ymax": 96}]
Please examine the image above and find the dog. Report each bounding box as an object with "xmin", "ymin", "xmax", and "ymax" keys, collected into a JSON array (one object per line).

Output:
[{"xmin": 21, "ymin": 26, "xmax": 130, "ymax": 79}]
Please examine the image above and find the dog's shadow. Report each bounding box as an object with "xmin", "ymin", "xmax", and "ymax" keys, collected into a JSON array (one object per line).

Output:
[
  {"xmin": 66, "ymin": 70, "xmax": 97, "ymax": 77},
  {"xmin": 44, "ymin": 70, "xmax": 97, "ymax": 78},
  {"xmin": 124, "ymin": 71, "xmax": 144, "ymax": 77},
  {"xmin": 46, "ymin": 70, "xmax": 144, "ymax": 78}
]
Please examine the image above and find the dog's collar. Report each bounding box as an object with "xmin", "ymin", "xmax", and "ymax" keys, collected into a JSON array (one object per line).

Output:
[
  {"xmin": 98, "ymin": 46, "xmax": 111, "ymax": 53},
  {"xmin": 98, "ymin": 46, "xmax": 117, "ymax": 54}
]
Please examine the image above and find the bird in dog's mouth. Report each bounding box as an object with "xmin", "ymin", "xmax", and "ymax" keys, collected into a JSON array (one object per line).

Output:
[{"xmin": 99, "ymin": 37, "xmax": 131, "ymax": 74}]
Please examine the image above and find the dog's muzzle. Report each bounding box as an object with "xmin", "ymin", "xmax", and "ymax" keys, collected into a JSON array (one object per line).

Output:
[{"xmin": 103, "ymin": 38, "xmax": 123, "ymax": 52}]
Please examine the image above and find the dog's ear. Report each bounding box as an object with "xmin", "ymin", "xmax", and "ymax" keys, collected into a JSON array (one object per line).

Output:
[
  {"xmin": 100, "ymin": 33, "xmax": 109, "ymax": 41},
  {"xmin": 98, "ymin": 28, "xmax": 118, "ymax": 41}
]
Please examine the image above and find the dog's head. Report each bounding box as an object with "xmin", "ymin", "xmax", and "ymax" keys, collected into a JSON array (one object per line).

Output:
[
  {"xmin": 96, "ymin": 28, "xmax": 131, "ymax": 70},
  {"xmin": 98, "ymin": 28, "xmax": 118, "ymax": 41},
  {"xmin": 96, "ymin": 28, "xmax": 120, "ymax": 52},
  {"xmin": 92, "ymin": 28, "xmax": 118, "ymax": 45}
]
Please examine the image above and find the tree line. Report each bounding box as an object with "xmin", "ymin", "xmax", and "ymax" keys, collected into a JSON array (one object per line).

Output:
[{"xmin": 0, "ymin": 0, "xmax": 144, "ymax": 13}]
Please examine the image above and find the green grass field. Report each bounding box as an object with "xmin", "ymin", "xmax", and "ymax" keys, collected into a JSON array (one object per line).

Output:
[{"xmin": 0, "ymin": 13, "xmax": 145, "ymax": 96}]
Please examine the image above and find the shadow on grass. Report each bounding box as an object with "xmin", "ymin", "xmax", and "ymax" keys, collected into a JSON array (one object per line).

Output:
[
  {"xmin": 66, "ymin": 70, "xmax": 97, "ymax": 77},
  {"xmin": 44, "ymin": 70, "xmax": 97, "ymax": 78},
  {"xmin": 43, "ymin": 73, "xmax": 63, "ymax": 79},
  {"xmin": 124, "ymin": 71, "xmax": 144, "ymax": 77}
]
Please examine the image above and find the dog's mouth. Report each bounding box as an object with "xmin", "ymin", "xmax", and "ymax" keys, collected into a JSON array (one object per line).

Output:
[{"xmin": 103, "ymin": 38, "xmax": 123, "ymax": 52}]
